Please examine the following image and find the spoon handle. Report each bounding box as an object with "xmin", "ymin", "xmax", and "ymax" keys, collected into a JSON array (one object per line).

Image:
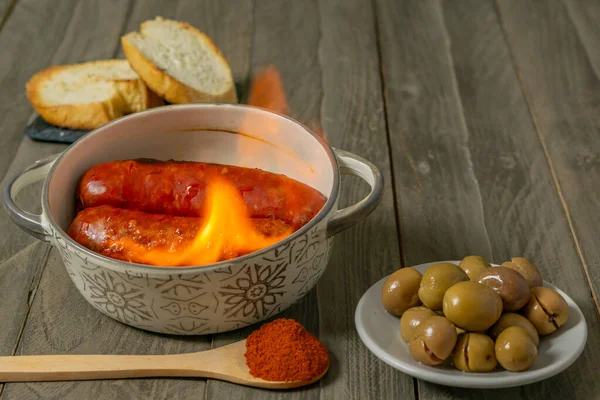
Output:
[{"xmin": 0, "ymin": 354, "xmax": 197, "ymax": 382}]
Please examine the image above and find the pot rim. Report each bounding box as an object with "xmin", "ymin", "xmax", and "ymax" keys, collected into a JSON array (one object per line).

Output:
[{"xmin": 41, "ymin": 103, "xmax": 340, "ymax": 274}]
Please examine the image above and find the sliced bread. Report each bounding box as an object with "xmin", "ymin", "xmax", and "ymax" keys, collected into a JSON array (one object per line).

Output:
[
  {"xmin": 26, "ymin": 60, "xmax": 163, "ymax": 130},
  {"xmin": 121, "ymin": 17, "xmax": 237, "ymax": 104}
]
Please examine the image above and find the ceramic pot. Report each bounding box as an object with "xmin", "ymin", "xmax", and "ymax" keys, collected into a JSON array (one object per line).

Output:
[{"xmin": 3, "ymin": 104, "xmax": 383, "ymax": 335}]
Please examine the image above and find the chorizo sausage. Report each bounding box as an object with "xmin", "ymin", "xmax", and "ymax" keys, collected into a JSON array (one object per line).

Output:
[
  {"xmin": 76, "ymin": 159, "xmax": 327, "ymax": 229},
  {"xmin": 67, "ymin": 205, "xmax": 293, "ymax": 266}
]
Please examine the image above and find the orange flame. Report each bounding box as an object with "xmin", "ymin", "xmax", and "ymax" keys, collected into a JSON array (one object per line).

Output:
[
  {"xmin": 248, "ymin": 65, "xmax": 326, "ymax": 140},
  {"xmin": 118, "ymin": 176, "xmax": 293, "ymax": 266},
  {"xmin": 125, "ymin": 66, "xmax": 326, "ymax": 267},
  {"xmin": 248, "ymin": 65, "xmax": 290, "ymax": 115},
  {"xmin": 127, "ymin": 66, "xmax": 319, "ymax": 267}
]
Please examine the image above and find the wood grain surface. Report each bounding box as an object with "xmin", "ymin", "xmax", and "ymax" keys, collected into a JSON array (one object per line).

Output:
[
  {"xmin": 561, "ymin": 0, "xmax": 600, "ymax": 311},
  {"xmin": 562, "ymin": 0, "xmax": 600, "ymax": 76},
  {"xmin": 376, "ymin": 0, "xmax": 600, "ymax": 398},
  {"xmin": 0, "ymin": 0, "xmax": 15, "ymax": 30},
  {"xmin": 443, "ymin": 0, "xmax": 600, "ymax": 397},
  {"xmin": 497, "ymin": 0, "xmax": 600, "ymax": 313},
  {"xmin": 316, "ymin": 0, "xmax": 413, "ymax": 397},
  {"xmin": 0, "ymin": 0, "xmax": 599, "ymax": 399},
  {"xmin": 374, "ymin": 0, "xmax": 494, "ymax": 263},
  {"xmin": 0, "ymin": 242, "xmax": 48, "ymax": 357}
]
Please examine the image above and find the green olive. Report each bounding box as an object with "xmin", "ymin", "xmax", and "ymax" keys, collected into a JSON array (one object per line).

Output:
[
  {"xmin": 458, "ymin": 255, "xmax": 491, "ymax": 280},
  {"xmin": 438, "ymin": 309, "xmax": 468, "ymax": 335},
  {"xmin": 475, "ymin": 267, "xmax": 530, "ymax": 312},
  {"xmin": 418, "ymin": 263, "xmax": 468, "ymax": 310},
  {"xmin": 522, "ymin": 287, "xmax": 569, "ymax": 335},
  {"xmin": 442, "ymin": 281, "xmax": 503, "ymax": 332},
  {"xmin": 495, "ymin": 326, "xmax": 537, "ymax": 372},
  {"xmin": 432, "ymin": 314, "xmax": 466, "ymax": 335},
  {"xmin": 489, "ymin": 313, "xmax": 539, "ymax": 347},
  {"xmin": 408, "ymin": 315, "xmax": 457, "ymax": 366},
  {"xmin": 452, "ymin": 333, "xmax": 497, "ymax": 372},
  {"xmin": 381, "ymin": 268, "xmax": 423, "ymax": 316},
  {"xmin": 502, "ymin": 257, "xmax": 543, "ymax": 288},
  {"xmin": 400, "ymin": 306, "xmax": 437, "ymax": 343}
]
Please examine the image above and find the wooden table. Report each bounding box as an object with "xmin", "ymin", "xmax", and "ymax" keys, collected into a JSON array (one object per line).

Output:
[{"xmin": 1, "ymin": 0, "xmax": 599, "ymax": 398}]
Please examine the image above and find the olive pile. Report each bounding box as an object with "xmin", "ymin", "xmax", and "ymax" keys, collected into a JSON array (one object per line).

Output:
[{"xmin": 381, "ymin": 256, "xmax": 569, "ymax": 373}]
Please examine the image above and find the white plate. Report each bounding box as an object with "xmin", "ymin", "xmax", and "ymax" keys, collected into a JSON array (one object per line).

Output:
[{"xmin": 355, "ymin": 261, "xmax": 588, "ymax": 389}]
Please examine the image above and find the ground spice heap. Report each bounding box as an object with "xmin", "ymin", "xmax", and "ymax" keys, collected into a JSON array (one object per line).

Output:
[{"xmin": 244, "ymin": 318, "xmax": 329, "ymax": 382}]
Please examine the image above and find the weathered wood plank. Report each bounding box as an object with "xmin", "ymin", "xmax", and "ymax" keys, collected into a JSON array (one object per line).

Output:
[
  {"xmin": 518, "ymin": 0, "xmax": 600, "ymax": 313},
  {"xmin": 560, "ymin": 0, "xmax": 600, "ymax": 308},
  {"xmin": 377, "ymin": 0, "xmax": 600, "ymax": 398},
  {"xmin": 440, "ymin": 0, "xmax": 600, "ymax": 397},
  {"xmin": 562, "ymin": 0, "xmax": 600, "ymax": 76},
  {"xmin": 0, "ymin": 242, "xmax": 49, "ymax": 356},
  {"xmin": 316, "ymin": 0, "xmax": 414, "ymax": 397},
  {"xmin": 2, "ymin": 0, "xmax": 254, "ymax": 399},
  {"xmin": 375, "ymin": 0, "xmax": 493, "ymax": 262},
  {"xmin": 0, "ymin": 0, "xmax": 15, "ymax": 31},
  {"xmin": 497, "ymin": 0, "xmax": 600, "ymax": 310}
]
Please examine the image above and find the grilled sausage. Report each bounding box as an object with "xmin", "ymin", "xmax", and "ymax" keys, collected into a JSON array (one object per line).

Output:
[
  {"xmin": 76, "ymin": 159, "xmax": 327, "ymax": 229},
  {"xmin": 67, "ymin": 205, "xmax": 293, "ymax": 266}
]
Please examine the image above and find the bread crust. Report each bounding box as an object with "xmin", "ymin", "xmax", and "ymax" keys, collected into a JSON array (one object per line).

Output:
[
  {"xmin": 26, "ymin": 60, "xmax": 163, "ymax": 130},
  {"xmin": 121, "ymin": 18, "xmax": 238, "ymax": 104},
  {"xmin": 34, "ymin": 103, "xmax": 117, "ymax": 131}
]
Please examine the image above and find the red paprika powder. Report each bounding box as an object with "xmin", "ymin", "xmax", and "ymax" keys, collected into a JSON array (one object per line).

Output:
[{"xmin": 244, "ymin": 318, "xmax": 329, "ymax": 382}]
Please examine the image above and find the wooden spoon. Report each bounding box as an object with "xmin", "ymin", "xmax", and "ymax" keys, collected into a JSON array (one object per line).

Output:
[{"xmin": 0, "ymin": 339, "xmax": 327, "ymax": 389}]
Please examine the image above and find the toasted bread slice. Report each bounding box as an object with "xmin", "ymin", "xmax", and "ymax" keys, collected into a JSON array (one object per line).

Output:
[
  {"xmin": 121, "ymin": 17, "xmax": 237, "ymax": 104},
  {"xmin": 26, "ymin": 60, "xmax": 163, "ymax": 130}
]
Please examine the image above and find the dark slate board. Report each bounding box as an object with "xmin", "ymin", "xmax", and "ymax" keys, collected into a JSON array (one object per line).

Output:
[{"xmin": 25, "ymin": 116, "xmax": 88, "ymax": 144}]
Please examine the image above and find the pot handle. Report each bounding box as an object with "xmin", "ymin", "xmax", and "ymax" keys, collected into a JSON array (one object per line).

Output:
[
  {"xmin": 327, "ymin": 148, "xmax": 384, "ymax": 238},
  {"xmin": 2, "ymin": 153, "xmax": 59, "ymax": 242}
]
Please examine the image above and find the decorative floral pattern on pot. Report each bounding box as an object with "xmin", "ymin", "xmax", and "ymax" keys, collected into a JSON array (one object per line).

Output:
[{"xmin": 51, "ymin": 223, "xmax": 334, "ymax": 335}]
